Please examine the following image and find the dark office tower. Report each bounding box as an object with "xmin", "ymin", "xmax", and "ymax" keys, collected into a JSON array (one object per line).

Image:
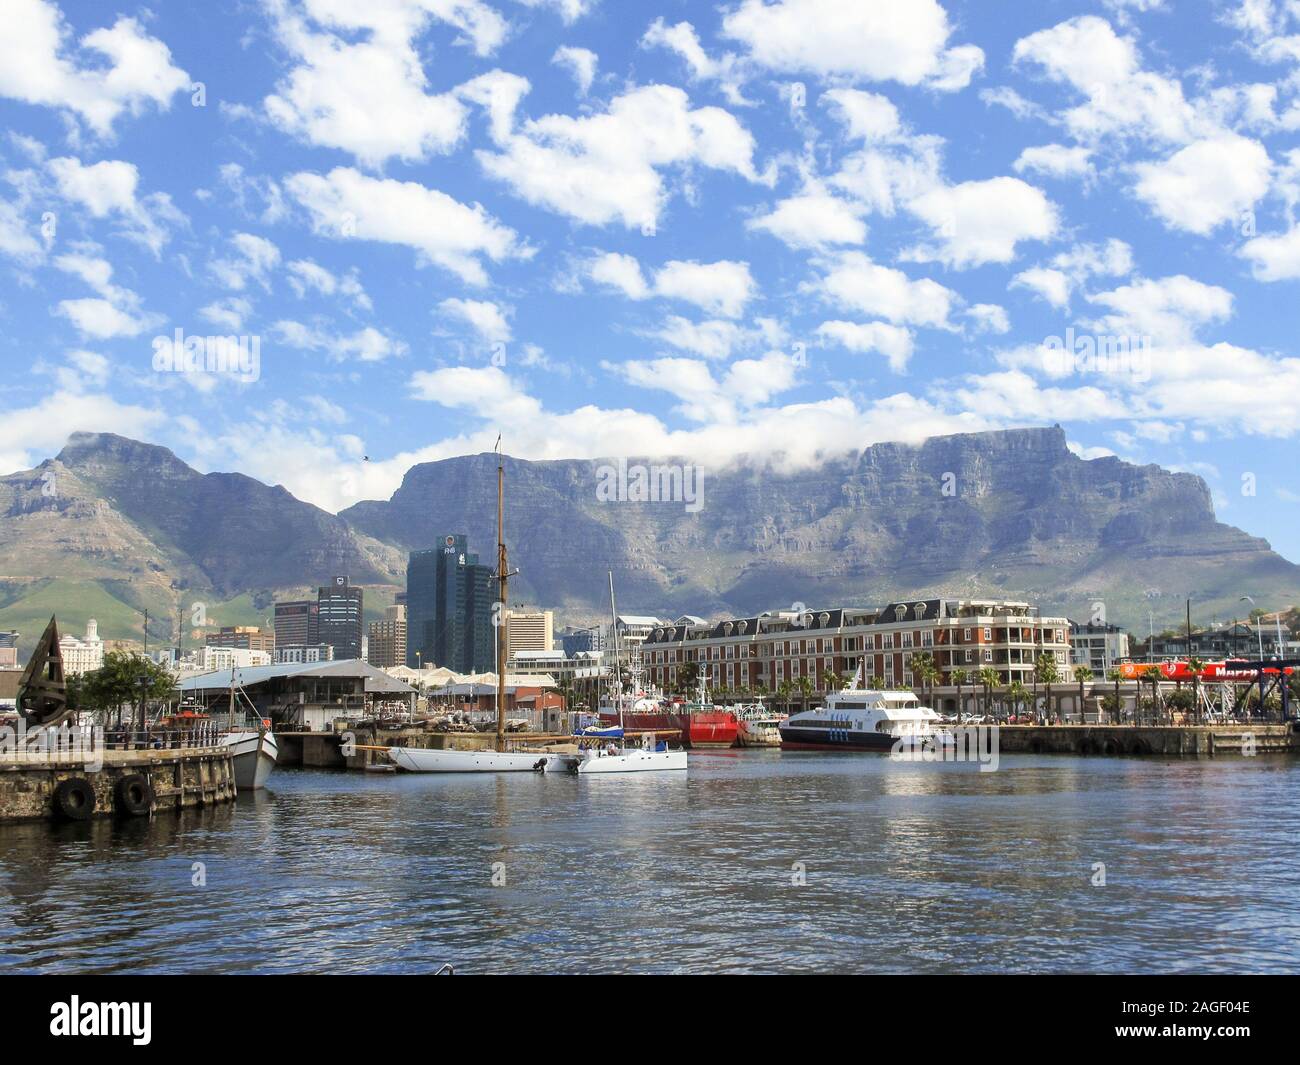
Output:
[
  {"xmin": 274, "ymin": 600, "xmax": 318, "ymax": 647},
  {"xmin": 406, "ymin": 535, "xmax": 495, "ymax": 673},
  {"xmin": 317, "ymin": 575, "xmax": 364, "ymax": 660}
]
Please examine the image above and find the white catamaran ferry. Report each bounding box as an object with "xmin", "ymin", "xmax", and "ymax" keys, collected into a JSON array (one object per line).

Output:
[{"xmin": 779, "ymin": 673, "xmax": 953, "ymax": 752}]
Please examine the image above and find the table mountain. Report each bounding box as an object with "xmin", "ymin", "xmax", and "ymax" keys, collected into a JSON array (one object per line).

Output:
[{"xmin": 2, "ymin": 426, "xmax": 1296, "ymax": 643}]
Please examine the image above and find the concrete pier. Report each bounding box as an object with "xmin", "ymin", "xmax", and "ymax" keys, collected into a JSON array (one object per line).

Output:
[
  {"xmin": 995, "ymin": 722, "xmax": 1297, "ymax": 756},
  {"xmin": 0, "ymin": 746, "xmax": 237, "ymax": 822}
]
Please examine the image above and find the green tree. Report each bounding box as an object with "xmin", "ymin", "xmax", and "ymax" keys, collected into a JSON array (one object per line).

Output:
[
  {"xmin": 796, "ymin": 674, "xmax": 815, "ymax": 714},
  {"xmin": 1106, "ymin": 667, "xmax": 1124, "ymax": 724},
  {"xmin": 1142, "ymin": 665, "xmax": 1163, "ymax": 725},
  {"xmin": 1034, "ymin": 651, "xmax": 1060, "ymax": 724},
  {"xmin": 977, "ymin": 666, "xmax": 1000, "ymax": 721},
  {"xmin": 777, "ymin": 678, "xmax": 794, "ymax": 712},
  {"xmin": 820, "ymin": 665, "xmax": 841, "ymax": 694},
  {"xmin": 677, "ymin": 660, "xmax": 700, "ymax": 695},
  {"xmin": 1074, "ymin": 665, "xmax": 1093, "ymax": 725},
  {"xmin": 868, "ymin": 675, "xmax": 886, "ymax": 690},
  {"xmin": 950, "ymin": 667, "xmax": 969, "ymax": 721},
  {"xmin": 82, "ymin": 650, "xmax": 176, "ymax": 730},
  {"xmin": 1007, "ymin": 680, "xmax": 1030, "ymax": 721}
]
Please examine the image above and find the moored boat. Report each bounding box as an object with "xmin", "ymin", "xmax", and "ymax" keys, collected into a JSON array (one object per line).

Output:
[
  {"xmin": 780, "ymin": 668, "xmax": 952, "ymax": 752},
  {"xmin": 222, "ymin": 728, "xmax": 279, "ymax": 790},
  {"xmin": 735, "ymin": 701, "xmax": 785, "ymax": 747}
]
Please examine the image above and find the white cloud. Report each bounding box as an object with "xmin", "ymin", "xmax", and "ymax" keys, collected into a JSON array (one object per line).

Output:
[
  {"xmin": 439, "ymin": 297, "xmax": 512, "ymax": 343},
  {"xmin": 472, "ymin": 83, "xmax": 767, "ymax": 231},
  {"xmin": 1241, "ymin": 225, "xmax": 1300, "ymax": 280},
  {"xmin": 53, "ymin": 251, "xmax": 160, "ymax": 339},
  {"xmin": 262, "ymin": 1, "xmax": 502, "ymax": 166},
  {"xmin": 821, "ymin": 89, "xmax": 902, "ymax": 142},
  {"xmin": 640, "ymin": 19, "xmax": 747, "ymax": 104},
  {"xmin": 653, "ymin": 260, "xmax": 755, "ymax": 318},
  {"xmin": 0, "ymin": 389, "xmax": 166, "ymax": 474},
  {"xmin": 1085, "ymin": 275, "xmax": 1234, "ymax": 344},
  {"xmin": 815, "ymin": 252, "xmax": 957, "ymax": 329},
  {"xmin": 514, "ymin": 0, "xmax": 597, "ymax": 22},
  {"xmin": 905, "ymin": 177, "xmax": 1058, "ymax": 268},
  {"xmin": 1133, "ymin": 134, "xmax": 1272, "ymax": 235},
  {"xmin": 285, "ymin": 166, "xmax": 527, "ymax": 286},
  {"xmin": 1012, "ymin": 15, "xmax": 1199, "ymax": 143},
  {"xmin": 0, "ymin": 1, "xmax": 189, "ymax": 136},
  {"xmin": 285, "ymin": 258, "xmax": 371, "ymax": 309},
  {"xmin": 199, "ymin": 296, "xmax": 253, "ymax": 332},
  {"xmin": 817, "ymin": 320, "xmax": 914, "ymax": 372},
  {"xmin": 47, "ymin": 156, "xmax": 182, "ymax": 254},
  {"xmin": 551, "ymin": 45, "xmax": 597, "ymax": 95},
  {"xmin": 652, "ymin": 316, "xmax": 751, "ymax": 360},
  {"xmin": 965, "ymin": 303, "xmax": 1011, "ymax": 334},
  {"xmin": 1012, "ymin": 239, "xmax": 1133, "ymax": 308},
  {"xmin": 748, "ymin": 186, "xmax": 867, "ymax": 249},
  {"xmin": 721, "ymin": 0, "xmax": 984, "ymax": 90},
  {"xmin": 585, "ymin": 254, "xmax": 756, "ymax": 317},
  {"xmin": 272, "ymin": 319, "xmax": 408, "ymax": 362},
  {"xmin": 0, "ymin": 196, "xmax": 43, "ymax": 262},
  {"xmin": 209, "ymin": 232, "xmax": 281, "ymax": 291},
  {"xmin": 1013, "ymin": 144, "xmax": 1094, "ymax": 180}
]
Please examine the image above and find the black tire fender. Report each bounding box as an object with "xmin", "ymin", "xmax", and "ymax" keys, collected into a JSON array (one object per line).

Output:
[
  {"xmin": 114, "ymin": 774, "xmax": 154, "ymax": 817},
  {"xmin": 54, "ymin": 777, "xmax": 96, "ymax": 820}
]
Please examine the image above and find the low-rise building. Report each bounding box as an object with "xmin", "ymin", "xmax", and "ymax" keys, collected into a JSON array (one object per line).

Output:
[
  {"xmin": 205, "ymin": 626, "xmax": 275, "ymax": 652},
  {"xmin": 641, "ymin": 598, "xmax": 1073, "ymax": 713}
]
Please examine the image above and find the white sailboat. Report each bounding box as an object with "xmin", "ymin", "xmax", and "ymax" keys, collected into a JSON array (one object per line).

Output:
[
  {"xmin": 388, "ymin": 443, "xmax": 565, "ymax": 774},
  {"xmin": 568, "ymin": 573, "xmax": 687, "ymax": 775}
]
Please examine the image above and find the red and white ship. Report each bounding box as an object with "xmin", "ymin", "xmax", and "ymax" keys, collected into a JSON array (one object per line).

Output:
[{"xmin": 599, "ymin": 663, "xmax": 738, "ymax": 748}]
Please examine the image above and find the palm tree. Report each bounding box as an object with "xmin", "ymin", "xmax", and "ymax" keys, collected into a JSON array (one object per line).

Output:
[
  {"xmin": 1034, "ymin": 651, "xmax": 1060, "ymax": 724},
  {"xmin": 1007, "ymin": 680, "xmax": 1029, "ymax": 721},
  {"xmin": 950, "ymin": 667, "xmax": 969, "ymax": 721},
  {"xmin": 776, "ymin": 678, "xmax": 794, "ymax": 713},
  {"xmin": 820, "ymin": 665, "xmax": 841, "ymax": 695},
  {"xmin": 911, "ymin": 651, "xmax": 937, "ymax": 709},
  {"xmin": 1106, "ymin": 666, "xmax": 1123, "ymax": 724},
  {"xmin": 1186, "ymin": 656, "xmax": 1206, "ymax": 724},
  {"xmin": 1074, "ymin": 665, "xmax": 1093, "ymax": 725},
  {"xmin": 978, "ymin": 666, "xmax": 1000, "ymax": 721},
  {"xmin": 796, "ymin": 674, "xmax": 815, "ymax": 714},
  {"xmin": 869, "ymin": 674, "xmax": 886, "ymax": 690},
  {"xmin": 1142, "ymin": 665, "xmax": 1163, "ymax": 725}
]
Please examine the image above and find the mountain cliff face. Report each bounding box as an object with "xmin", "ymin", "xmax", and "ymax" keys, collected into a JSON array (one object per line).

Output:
[
  {"xmin": 0, "ymin": 433, "xmax": 404, "ymax": 643},
  {"xmin": 1, "ymin": 426, "xmax": 1296, "ymax": 642},
  {"xmin": 340, "ymin": 426, "xmax": 1300, "ymax": 627}
]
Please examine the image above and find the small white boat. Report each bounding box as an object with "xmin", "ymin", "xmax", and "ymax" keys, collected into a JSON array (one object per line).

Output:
[
  {"xmin": 388, "ymin": 746, "xmax": 563, "ymax": 773},
  {"xmin": 572, "ymin": 740, "xmax": 687, "ymax": 775},
  {"xmin": 221, "ymin": 729, "xmax": 278, "ymax": 790}
]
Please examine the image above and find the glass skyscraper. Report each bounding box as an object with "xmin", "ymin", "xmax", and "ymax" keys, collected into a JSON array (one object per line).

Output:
[{"xmin": 406, "ymin": 535, "xmax": 495, "ymax": 672}]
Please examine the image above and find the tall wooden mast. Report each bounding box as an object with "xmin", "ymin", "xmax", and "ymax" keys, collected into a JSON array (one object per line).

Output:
[{"xmin": 495, "ymin": 448, "xmax": 508, "ymax": 753}]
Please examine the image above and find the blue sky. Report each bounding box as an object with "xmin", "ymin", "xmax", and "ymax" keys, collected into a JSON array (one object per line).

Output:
[{"xmin": 2, "ymin": 0, "xmax": 1300, "ymax": 558}]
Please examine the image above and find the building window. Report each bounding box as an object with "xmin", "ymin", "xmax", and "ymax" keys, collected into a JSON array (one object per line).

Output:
[
  {"xmin": 901, "ymin": 632, "xmax": 913, "ymax": 648},
  {"xmin": 983, "ymin": 627, "xmax": 992, "ymax": 641},
  {"xmin": 883, "ymin": 633, "xmax": 894, "ymax": 649},
  {"xmin": 963, "ymin": 627, "xmax": 972, "ymax": 641},
  {"xmin": 983, "ymin": 649, "xmax": 993, "ymax": 662},
  {"xmin": 921, "ymin": 630, "xmax": 933, "ymax": 647}
]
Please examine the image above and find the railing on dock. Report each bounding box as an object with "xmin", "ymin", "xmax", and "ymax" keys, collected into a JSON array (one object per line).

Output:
[{"xmin": 102, "ymin": 724, "xmax": 224, "ymax": 750}]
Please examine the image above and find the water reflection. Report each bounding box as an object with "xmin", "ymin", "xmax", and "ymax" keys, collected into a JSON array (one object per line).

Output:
[{"xmin": 0, "ymin": 755, "xmax": 1297, "ymax": 973}]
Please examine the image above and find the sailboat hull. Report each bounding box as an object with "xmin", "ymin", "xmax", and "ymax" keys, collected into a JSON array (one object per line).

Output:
[
  {"xmin": 574, "ymin": 748, "xmax": 688, "ymax": 774},
  {"xmin": 222, "ymin": 731, "xmax": 279, "ymax": 790},
  {"xmin": 388, "ymin": 746, "xmax": 558, "ymax": 773}
]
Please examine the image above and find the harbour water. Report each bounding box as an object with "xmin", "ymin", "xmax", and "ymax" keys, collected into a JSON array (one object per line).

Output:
[{"xmin": 1, "ymin": 751, "xmax": 1297, "ymax": 974}]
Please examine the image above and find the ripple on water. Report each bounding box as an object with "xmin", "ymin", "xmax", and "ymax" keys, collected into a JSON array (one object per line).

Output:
[{"xmin": 0, "ymin": 754, "xmax": 1298, "ymax": 973}]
